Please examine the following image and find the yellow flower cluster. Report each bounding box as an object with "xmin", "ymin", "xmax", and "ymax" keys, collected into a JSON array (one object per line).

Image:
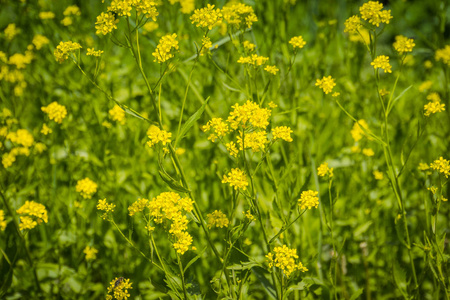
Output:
[
  {"xmin": 87, "ymin": 48, "xmax": 104, "ymax": 57},
  {"xmin": 95, "ymin": 12, "xmax": 119, "ymax": 35},
  {"xmin": 109, "ymin": 105, "xmax": 126, "ymax": 124},
  {"xmin": 317, "ymin": 162, "xmax": 334, "ymax": 178},
  {"xmin": 39, "ymin": 11, "xmax": 55, "ymax": 20},
  {"xmin": 228, "ymin": 100, "xmax": 271, "ymax": 129},
  {"xmin": 106, "ymin": 0, "xmax": 158, "ymax": 20},
  {"xmin": 106, "ymin": 277, "xmax": 132, "ymax": 300},
  {"xmin": 344, "ymin": 15, "xmax": 361, "ymax": 33},
  {"xmin": 54, "ymin": 41, "xmax": 82, "ymax": 63},
  {"xmin": 272, "ymin": 126, "xmax": 293, "ymax": 142},
  {"xmin": 32, "ymin": 34, "xmax": 50, "ymax": 50},
  {"xmin": 4, "ymin": 23, "xmax": 20, "ymax": 40},
  {"xmin": 42, "ymin": 101, "xmax": 67, "ymax": 124},
  {"xmin": 152, "ymin": 33, "xmax": 179, "ymax": 63},
  {"xmin": 222, "ymin": 3, "xmax": 258, "ymax": 29},
  {"xmin": 202, "ymin": 118, "xmax": 229, "ymax": 142},
  {"xmin": 0, "ymin": 210, "xmax": 7, "ymax": 231},
  {"xmin": 148, "ymin": 192, "xmax": 194, "ymax": 254},
  {"xmin": 147, "ymin": 125, "xmax": 172, "ymax": 149},
  {"xmin": 289, "ymin": 36, "xmax": 307, "ymax": 50},
  {"xmin": 242, "ymin": 41, "xmax": 256, "ymax": 52},
  {"xmin": 97, "ymin": 199, "xmax": 116, "ymax": 220},
  {"xmin": 168, "ymin": 0, "xmax": 195, "ymax": 14},
  {"xmin": 424, "ymin": 93, "xmax": 445, "ymax": 117},
  {"xmin": 435, "ymin": 45, "xmax": 450, "ymax": 67},
  {"xmin": 6, "ymin": 129, "xmax": 34, "ymax": 147},
  {"xmin": 237, "ymin": 131, "xmax": 267, "ymax": 152},
  {"xmin": 244, "ymin": 209, "xmax": 256, "ymax": 221},
  {"xmin": 41, "ymin": 124, "xmax": 52, "ymax": 135},
  {"xmin": 76, "ymin": 178, "xmax": 98, "ymax": 199},
  {"xmin": 351, "ymin": 119, "xmax": 370, "ymax": 142},
  {"xmin": 359, "ymin": 1, "xmax": 392, "ymax": 27},
  {"xmin": 430, "ymin": 157, "xmax": 450, "ymax": 178},
  {"xmin": 371, "ymin": 55, "xmax": 392, "ymax": 73},
  {"xmin": 266, "ymin": 245, "xmax": 308, "ymax": 277},
  {"xmin": 315, "ymin": 76, "xmax": 336, "ymax": 94},
  {"xmin": 83, "ymin": 246, "xmax": 98, "ymax": 261},
  {"xmin": 373, "ymin": 170, "xmax": 384, "ymax": 180},
  {"xmin": 237, "ymin": 54, "xmax": 269, "ymax": 67},
  {"xmin": 298, "ymin": 190, "xmax": 319, "ymax": 209},
  {"xmin": 16, "ymin": 201, "xmax": 48, "ymax": 231},
  {"xmin": 8, "ymin": 52, "xmax": 33, "ymax": 69},
  {"xmin": 393, "ymin": 35, "xmax": 415, "ymax": 54},
  {"xmin": 222, "ymin": 168, "xmax": 249, "ymax": 190},
  {"xmin": 190, "ymin": 4, "xmax": 223, "ymax": 30},
  {"xmin": 362, "ymin": 148, "xmax": 375, "ymax": 157},
  {"xmin": 264, "ymin": 65, "xmax": 279, "ymax": 75},
  {"xmin": 128, "ymin": 198, "xmax": 149, "ymax": 216},
  {"xmin": 207, "ymin": 210, "xmax": 229, "ymax": 229}
]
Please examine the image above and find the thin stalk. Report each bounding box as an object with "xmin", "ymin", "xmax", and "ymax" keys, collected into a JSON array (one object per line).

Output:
[{"xmin": 176, "ymin": 253, "xmax": 189, "ymax": 299}]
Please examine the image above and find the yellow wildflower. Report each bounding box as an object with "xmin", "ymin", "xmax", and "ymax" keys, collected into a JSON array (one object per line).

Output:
[
  {"xmin": 190, "ymin": 4, "xmax": 223, "ymax": 30},
  {"xmin": 351, "ymin": 119, "xmax": 370, "ymax": 142},
  {"xmin": 298, "ymin": 190, "xmax": 319, "ymax": 209},
  {"xmin": 272, "ymin": 126, "xmax": 293, "ymax": 142},
  {"xmin": 222, "ymin": 3, "xmax": 257, "ymax": 29},
  {"xmin": 147, "ymin": 125, "xmax": 172, "ymax": 148},
  {"xmin": 344, "ymin": 15, "xmax": 361, "ymax": 33},
  {"xmin": 435, "ymin": 45, "xmax": 450, "ymax": 66},
  {"xmin": 95, "ymin": 12, "xmax": 119, "ymax": 35},
  {"xmin": 4, "ymin": 23, "xmax": 20, "ymax": 40},
  {"xmin": 222, "ymin": 168, "xmax": 249, "ymax": 190},
  {"xmin": 87, "ymin": 48, "xmax": 104, "ymax": 57},
  {"xmin": 289, "ymin": 36, "xmax": 306, "ymax": 49},
  {"xmin": 83, "ymin": 246, "xmax": 98, "ymax": 261},
  {"xmin": 54, "ymin": 41, "xmax": 82, "ymax": 63},
  {"xmin": 203, "ymin": 118, "xmax": 229, "ymax": 142},
  {"xmin": 76, "ymin": 178, "xmax": 98, "ymax": 199},
  {"xmin": 109, "ymin": 105, "xmax": 126, "ymax": 124},
  {"xmin": 152, "ymin": 33, "xmax": 179, "ymax": 63},
  {"xmin": 106, "ymin": 277, "xmax": 132, "ymax": 300},
  {"xmin": 317, "ymin": 162, "xmax": 334, "ymax": 178},
  {"xmin": 42, "ymin": 102, "xmax": 67, "ymax": 124},
  {"xmin": 0, "ymin": 210, "xmax": 7, "ymax": 231},
  {"xmin": 266, "ymin": 245, "xmax": 308, "ymax": 277},
  {"xmin": 373, "ymin": 170, "xmax": 384, "ymax": 180},
  {"xmin": 32, "ymin": 34, "xmax": 50, "ymax": 50},
  {"xmin": 359, "ymin": 1, "xmax": 392, "ymax": 27},
  {"xmin": 315, "ymin": 76, "xmax": 336, "ymax": 94},
  {"xmin": 393, "ymin": 35, "xmax": 415, "ymax": 54},
  {"xmin": 207, "ymin": 210, "xmax": 229, "ymax": 229},
  {"xmin": 430, "ymin": 157, "xmax": 450, "ymax": 178},
  {"xmin": 371, "ymin": 55, "xmax": 392, "ymax": 73},
  {"xmin": 39, "ymin": 11, "xmax": 55, "ymax": 20},
  {"xmin": 16, "ymin": 201, "xmax": 48, "ymax": 231},
  {"xmin": 97, "ymin": 199, "xmax": 116, "ymax": 220},
  {"xmin": 362, "ymin": 148, "xmax": 375, "ymax": 157},
  {"xmin": 264, "ymin": 65, "xmax": 279, "ymax": 75},
  {"xmin": 237, "ymin": 131, "xmax": 268, "ymax": 152},
  {"xmin": 128, "ymin": 198, "xmax": 149, "ymax": 217}
]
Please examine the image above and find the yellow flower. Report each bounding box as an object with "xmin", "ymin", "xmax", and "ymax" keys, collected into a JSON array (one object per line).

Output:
[
  {"xmin": 424, "ymin": 101, "xmax": 445, "ymax": 117},
  {"xmin": 147, "ymin": 125, "xmax": 172, "ymax": 148},
  {"xmin": 317, "ymin": 162, "xmax": 333, "ymax": 178},
  {"xmin": 39, "ymin": 11, "xmax": 55, "ymax": 20},
  {"xmin": 222, "ymin": 168, "xmax": 249, "ymax": 190},
  {"xmin": 83, "ymin": 246, "xmax": 98, "ymax": 261},
  {"xmin": 435, "ymin": 45, "xmax": 450, "ymax": 66},
  {"xmin": 266, "ymin": 245, "xmax": 307, "ymax": 277},
  {"xmin": 61, "ymin": 17, "xmax": 73, "ymax": 26},
  {"xmin": 4, "ymin": 23, "xmax": 20, "ymax": 40},
  {"xmin": 237, "ymin": 131, "xmax": 268, "ymax": 152},
  {"xmin": 371, "ymin": 55, "xmax": 392, "ymax": 73},
  {"xmin": 190, "ymin": 4, "xmax": 223, "ymax": 30},
  {"xmin": 344, "ymin": 15, "xmax": 361, "ymax": 33},
  {"xmin": 242, "ymin": 41, "xmax": 256, "ymax": 52},
  {"xmin": 128, "ymin": 198, "xmax": 149, "ymax": 216},
  {"xmin": 237, "ymin": 54, "xmax": 269, "ymax": 67},
  {"xmin": 226, "ymin": 142, "xmax": 239, "ymax": 157},
  {"xmin": 359, "ymin": 1, "xmax": 392, "ymax": 27},
  {"xmin": 419, "ymin": 81, "xmax": 433, "ymax": 92},
  {"xmin": 203, "ymin": 118, "xmax": 229, "ymax": 142},
  {"xmin": 315, "ymin": 76, "xmax": 336, "ymax": 94},
  {"xmin": 97, "ymin": 199, "xmax": 116, "ymax": 220},
  {"xmin": 64, "ymin": 5, "xmax": 81, "ymax": 16},
  {"xmin": 152, "ymin": 33, "xmax": 179, "ymax": 63},
  {"xmin": 289, "ymin": 36, "xmax": 306, "ymax": 49},
  {"xmin": 351, "ymin": 119, "xmax": 370, "ymax": 142},
  {"xmin": 244, "ymin": 210, "xmax": 256, "ymax": 221},
  {"xmin": 373, "ymin": 170, "xmax": 384, "ymax": 180},
  {"xmin": 393, "ymin": 35, "xmax": 415, "ymax": 54},
  {"xmin": 6, "ymin": 129, "xmax": 34, "ymax": 147},
  {"xmin": 32, "ymin": 35, "xmax": 50, "ymax": 50},
  {"xmin": 54, "ymin": 41, "xmax": 82, "ymax": 63},
  {"xmin": 418, "ymin": 163, "xmax": 429, "ymax": 171},
  {"xmin": 272, "ymin": 126, "xmax": 293, "ymax": 142},
  {"xmin": 207, "ymin": 210, "xmax": 229, "ymax": 229},
  {"xmin": 95, "ymin": 12, "xmax": 119, "ymax": 35},
  {"xmin": 42, "ymin": 101, "xmax": 67, "ymax": 124},
  {"xmin": 16, "ymin": 201, "xmax": 48, "ymax": 230},
  {"xmin": 106, "ymin": 277, "xmax": 132, "ymax": 300},
  {"xmin": 87, "ymin": 48, "xmax": 104, "ymax": 57},
  {"xmin": 222, "ymin": 3, "xmax": 258, "ymax": 29},
  {"xmin": 8, "ymin": 53, "xmax": 33, "ymax": 69},
  {"xmin": 298, "ymin": 190, "xmax": 319, "ymax": 209},
  {"xmin": 264, "ymin": 65, "xmax": 279, "ymax": 75},
  {"xmin": 0, "ymin": 210, "xmax": 7, "ymax": 231},
  {"xmin": 109, "ymin": 105, "xmax": 126, "ymax": 124},
  {"xmin": 227, "ymin": 100, "xmax": 271, "ymax": 130},
  {"xmin": 41, "ymin": 124, "xmax": 52, "ymax": 135},
  {"xmin": 430, "ymin": 157, "xmax": 450, "ymax": 178},
  {"xmin": 362, "ymin": 148, "xmax": 375, "ymax": 157},
  {"xmin": 76, "ymin": 178, "xmax": 98, "ymax": 199}
]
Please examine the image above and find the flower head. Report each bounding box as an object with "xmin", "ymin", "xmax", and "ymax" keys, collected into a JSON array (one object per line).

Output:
[
  {"xmin": 84, "ymin": 246, "xmax": 98, "ymax": 261},
  {"xmin": 317, "ymin": 162, "xmax": 333, "ymax": 178},
  {"xmin": 435, "ymin": 45, "xmax": 450, "ymax": 67},
  {"xmin": 95, "ymin": 12, "xmax": 119, "ymax": 35},
  {"xmin": 344, "ymin": 15, "xmax": 361, "ymax": 33},
  {"xmin": 42, "ymin": 102, "xmax": 67, "ymax": 124},
  {"xmin": 0, "ymin": 210, "xmax": 6, "ymax": 231},
  {"xmin": 109, "ymin": 105, "xmax": 126, "ymax": 124},
  {"xmin": 430, "ymin": 157, "xmax": 450, "ymax": 178},
  {"xmin": 315, "ymin": 76, "xmax": 336, "ymax": 94},
  {"xmin": 207, "ymin": 210, "xmax": 229, "ymax": 229},
  {"xmin": 359, "ymin": 1, "xmax": 392, "ymax": 27},
  {"xmin": 97, "ymin": 199, "xmax": 116, "ymax": 220},
  {"xmin": 152, "ymin": 33, "xmax": 179, "ymax": 63},
  {"xmin": 272, "ymin": 126, "xmax": 293, "ymax": 142},
  {"xmin": 190, "ymin": 4, "xmax": 222, "ymax": 30},
  {"xmin": 371, "ymin": 55, "xmax": 392, "ymax": 73},
  {"xmin": 222, "ymin": 168, "xmax": 248, "ymax": 190},
  {"xmin": 298, "ymin": 190, "xmax": 319, "ymax": 209},
  {"xmin": 222, "ymin": 3, "xmax": 257, "ymax": 29},
  {"xmin": 76, "ymin": 178, "xmax": 98, "ymax": 199},
  {"xmin": 16, "ymin": 201, "xmax": 48, "ymax": 231},
  {"xmin": 106, "ymin": 277, "xmax": 132, "ymax": 300},
  {"xmin": 54, "ymin": 41, "xmax": 82, "ymax": 63},
  {"xmin": 289, "ymin": 36, "xmax": 306, "ymax": 50},
  {"xmin": 393, "ymin": 35, "xmax": 415, "ymax": 54},
  {"xmin": 266, "ymin": 245, "xmax": 308, "ymax": 277}
]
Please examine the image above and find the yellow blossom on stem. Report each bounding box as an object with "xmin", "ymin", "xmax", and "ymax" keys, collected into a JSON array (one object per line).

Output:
[
  {"xmin": 222, "ymin": 3, "xmax": 258, "ymax": 29},
  {"xmin": 147, "ymin": 125, "xmax": 172, "ymax": 148},
  {"xmin": 16, "ymin": 201, "xmax": 48, "ymax": 230},
  {"xmin": 351, "ymin": 119, "xmax": 371, "ymax": 142},
  {"xmin": 272, "ymin": 126, "xmax": 293, "ymax": 142},
  {"xmin": 128, "ymin": 198, "xmax": 149, "ymax": 216},
  {"xmin": 227, "ymin": 100, "xmax": 271, "ymax": 130},
  {"xmin": 6, "ymin": 129, "xmax": 34, "ymax": 147},
  {"xmin": 362, "ymin": 148, "xmax": 375, "ymax": 157},
  {"xmin": 97, "ymin": 199, "xmax": 116, "ymax": 220},
  {"xmin": 87, "ymin": 48, "xmax": 104, "ymax": 57},
  {"xmin": 237, "ymin": 131, "xmax": 268, "ymax": 152},
  {"xmin": 76, "ymin": 178, "xmax": 98, "ymax": 199},
  {"xmin": 298, "ymin": 190, "xmax": 319, "ymax": 209},
  {"xmin": 42, "ymin": 101, "xmax": 67, "ymax": 124},
  {"xmin": 317, "ymin": 162, "xmax": 333, "ymax": 178},
  {"xmin": 207, "ymin": 210, "xmax": 230, "ymax": 229},
  {"xmin": 264, "ymin": 65, "xmax": 279, "ymax": 75},
  {"xmin": 430, "ymin": 157, "xmax": 450, "ymax": 178},
  {"xmin": 266, "ymin": 245, "xmax": 308, "ymax": 277},
  {"xmin": 41, "ymin": 124, "xmax": 52, "ymax": 135},
  {"xmin": 344, "ymin": 15, "xmax": 361, "ymax": 33},
  {"xmin": 54, "ymin": 41, "xmax": 82, "ymax": 63},
  {"xmin": 373, "ymin": 170, "xmax": 384, "ymax": 180},
  {"xmin": 393, "ymin": 35, "xmax": 415, "ymax": 54},
  {"xmin": 106, "ymin": 277, "xmax": 132, "ymax": 300},
  {"xmin": 0, "ymin": 210, "xmax": 6, "ymax": 231},
  {"xmin": 371, "ymin": 55, "xmax": 392, "ymax": 73},
  {"xmin": 190, "ymin": 4, "xmax": 223, "ymax": 30},
  {"xmin": 359, "ymin": 1, "xmax": 392, "ymax": 27},
  {"xmin": 222, "ymin": 168, "xmax": 249, "ymax": 190},
  {"xmin": 95, "ymin": 12, "xmax": 119, "ymax": 35},
  {"xmin": 83, "ymin": 246, "xmax": 98, "ymax": 261},
  {"xmin": 315, "ymin": 76, "xmax": 336, "ymax": 94},
  {"xmin": 152, "ymin": 33, "xmax": 179, "ymax": 63},
  {"xmin": 435, "ymin": 45, "xmax": 450, "ymax": 66},
  {"xmin": 202, "ymin": 118, "xmax": 229, "ymax": 142},
  {"xmin": 109, "ymin": 105, "xmax": 126, "ymax": 124},
  {"xmin": 289, "ymin": 36, "xmax": 306, "ymax": 50}
]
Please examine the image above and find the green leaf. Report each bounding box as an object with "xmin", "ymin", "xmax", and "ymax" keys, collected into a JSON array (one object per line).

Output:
[
  {"xmin": 184, "ymin": 247, "xmax": 206, "ymax": 273},
  {"xmin": 349, "ymin": 288, "xmax": 364, "ymax": 300},
  {"xmin": 158, "ymin": 170, "xmax": 190, "ymax": 194},
  {"xmin": 387, "ymin": 85, "xmax": 412, "ymax": 115},
  {"xmin": 227, "ymin": 261, "xmax": 261, "ymax": 270},
  {"xmin": 251, "ymin": 267, "xmax": 277, "ymax": 299},
  {"xmin": 175, "ymin": 96, "xmax": 210, "ymax": 148},
  {"xmin": 353, "ymin": 221, "xmax": 373, "ymax": 238}
]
